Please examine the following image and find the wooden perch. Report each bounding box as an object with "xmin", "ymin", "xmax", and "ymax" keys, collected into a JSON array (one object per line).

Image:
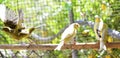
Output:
[{"xmin": 0, "ymin": 42, "xmax": 120, "ymax": 50}]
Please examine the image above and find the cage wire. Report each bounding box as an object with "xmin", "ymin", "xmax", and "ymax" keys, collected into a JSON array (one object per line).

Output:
[
  {"xmin": 0, "ymin": 0, "xmax": 120, "ymax": 58},
  {"xmin": 3, "ymin": 0, "xmax": 68, "ymax": 44},
  {"xmin": 0, "ymin": 0, "xmax": 71, "ymax": 58}
]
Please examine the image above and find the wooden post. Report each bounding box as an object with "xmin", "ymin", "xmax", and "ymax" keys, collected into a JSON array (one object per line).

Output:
[{"xmin": 68, "ymin": 1, "xmax": 78, "ymax": 58}]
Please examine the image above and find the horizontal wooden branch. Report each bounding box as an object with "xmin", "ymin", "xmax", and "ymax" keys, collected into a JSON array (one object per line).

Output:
[{"xmin": 0, "ymin": 42, "xmax": 120, "ymax": 50}]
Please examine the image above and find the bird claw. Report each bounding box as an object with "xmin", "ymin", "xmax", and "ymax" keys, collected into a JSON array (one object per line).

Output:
[
  {"xmin": 26, "ymin": 42, "xmax": 32, "ymax": 49},
  {"xmin": 71, "ymin": 42, "xmax": 76, "ymax": 49}
]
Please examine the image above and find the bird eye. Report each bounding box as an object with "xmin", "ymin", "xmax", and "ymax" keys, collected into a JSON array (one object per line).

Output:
[
  {"xmin": 74, "ymin": 23, "xmax": 80, "ymax": 29},
  {"xmin": 18, "ymin": 29, "xmax": 22, "ymax": 32}
]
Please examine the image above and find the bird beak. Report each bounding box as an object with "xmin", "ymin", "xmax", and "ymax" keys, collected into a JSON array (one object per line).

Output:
[{"xmin": 74, "ymin": 23, "xmax": 80, "ymax": 29}]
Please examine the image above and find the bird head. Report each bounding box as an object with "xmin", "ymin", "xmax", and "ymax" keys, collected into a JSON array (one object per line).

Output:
[
  {"xmin": 95, "ymin": 15, "xmax": 100, "ymax": 23},
  {"xmin": 101, "ymin": 1, "xmax": 106, "ymax": 11},
  {"xmin": 29, "ymin": 27, "xmax": 35, "ymax": 34},
  {"xmin": 73, "ymin": 23, "xmax": 80, "ymax": 29}
]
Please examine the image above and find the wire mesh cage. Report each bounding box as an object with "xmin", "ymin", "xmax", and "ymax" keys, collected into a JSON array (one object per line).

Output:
[
  {"xmin": 0, "ymin": 0, "xmax": 120, "ymax": 58},
  {"xmin": 0, "ymin": 0, "xmax": 69, "ymax": 44}
]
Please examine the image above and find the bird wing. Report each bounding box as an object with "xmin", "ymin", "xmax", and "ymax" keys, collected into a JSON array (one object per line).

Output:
[
  {"xmin": 0, "ymin": 4, "xmax": 18, "ymax": 29},
  {"xmin": 13, "ymin": 9, "xmax": 25, "ymax": 33},
  {"xmin": 95, "ymin": 19, "xmax": 104, "ymax": 39},
  {"xmin": 0, "ymin": 4, "xmax": 6, "ymax": 22},
  {"xmin": 0, "ymin": 4, "xmax": 24, "ymax": 30},
  {"xmin": 98, "ymin": 19, "xmax": 103, "ymax": 31},
  {"xmin": 16, "ymin": 9, "xmax": 24, "ymax": 30},
  {"xmin": 5, "ymin": 7, "xmax": 18, "ymax": 28},
  {"xmin": 60, "ymin": 26, "xmax": 75, "ymax": 43}
]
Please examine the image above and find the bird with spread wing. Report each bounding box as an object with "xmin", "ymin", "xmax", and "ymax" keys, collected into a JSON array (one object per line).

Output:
[{"xmin": 0, "ymin": 4, "xmax": 35, "ymax": 40}]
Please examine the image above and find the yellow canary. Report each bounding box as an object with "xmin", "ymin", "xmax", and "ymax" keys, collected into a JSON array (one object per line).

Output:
[
  {"xmin": 54, "ymin": 23, "xmax": 80, "ymax": 50},
  {"xmin": 88, "ymin": 54, "xmax": 96, "ymax": 58},
  {"xmin": 101, "ymin": 1, "xmax": 107, "ymax": 11},
  {"xmin": 82, "ymin": 30, "xmax": 90, "ymax": 36},
  {"xmin": 94, "ymin": 15, "xmax": 108, "ymax": 51},
  {"xmin": 107, "ymin": 36, "xmax": 113, "ymax": 43},
  {"xmin": 94, "ymin": 15, "xmax": 101, "ymax": 40},
  {"xmin": 0, "ymin": 4, "xmax": 35, "ymax": 40},
  {"xmin": 104, "ymin": 54, "xmax": 111, "ymax": 58}
]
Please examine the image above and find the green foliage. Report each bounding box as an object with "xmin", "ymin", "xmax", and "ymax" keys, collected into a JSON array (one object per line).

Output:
[
  {"xmin": 0, "ymin": 0, "xmax": 120, "ymax": 58},
  {"xmin": 0, "ymin": 19, "xmax": 11, "ymax": 44}
]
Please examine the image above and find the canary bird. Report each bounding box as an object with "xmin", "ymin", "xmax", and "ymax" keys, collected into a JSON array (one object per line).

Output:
[
  {"xmin": 94, "ymin": 15, "xmax": 101, "ymax": 40},
  {"xmin": 82, "ymin": 30, "xmax": 90, "ymax": 37},
  {"xmin": 94, "ymin": 15, "xmax": 108, "ymax": 51},
  {"xmin": 101, "ymin": 1, "xmax": 107, "ymax": 11},
  {"xmin": 54, "ymin": 23, "xmax": 80, "ymax": 50},
  {"xmin": 0, "ymin": 4, "xmax": 35, "ymax": 40}
]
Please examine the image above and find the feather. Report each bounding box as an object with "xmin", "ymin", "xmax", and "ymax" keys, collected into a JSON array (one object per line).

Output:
[
  {"xmin": 54, "ymin": 23, "xmax": 80, "ymax": 50},
  {"xmin": 54, "ymin": 41, "xmax": 64, "ymax": 50}
]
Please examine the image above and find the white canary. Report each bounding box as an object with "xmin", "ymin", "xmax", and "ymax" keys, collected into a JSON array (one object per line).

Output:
[{"xmin": 54, "ymin": 23, "xmax": 80, "ymax": 50}]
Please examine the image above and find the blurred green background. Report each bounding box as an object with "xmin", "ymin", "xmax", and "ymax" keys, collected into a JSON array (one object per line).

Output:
[{"xmin": 0, "ymin": 0, "xmax": 120, "ymax": 58}]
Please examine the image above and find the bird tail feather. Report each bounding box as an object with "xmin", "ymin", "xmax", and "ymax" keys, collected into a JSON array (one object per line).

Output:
[
  {"xmin": 99, "ymin": 39, "xmax": 106, "ymax": 51},
  {"xmin": 54, "ymin": 41, "xmax": 64, "ymax": 51}
]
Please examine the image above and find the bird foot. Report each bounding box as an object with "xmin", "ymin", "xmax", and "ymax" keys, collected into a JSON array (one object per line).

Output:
[{"xmin": 71, "ymin": 42, "xmax": 76, "ymax": 49}]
